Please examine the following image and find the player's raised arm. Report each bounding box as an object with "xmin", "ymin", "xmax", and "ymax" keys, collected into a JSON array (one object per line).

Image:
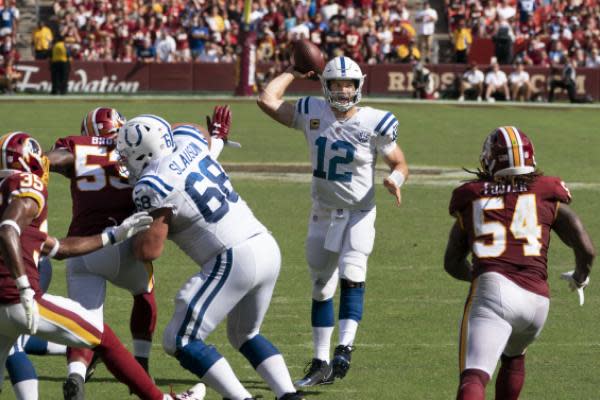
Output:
[
  {"xmin": 552, "ymin": 204, "xmax": 595, "ymax": 284},
  {"xmin": 46, "ymin": 147, "xmax": 74, "ymax": 177},
  {"xmin": 257, "ymin": 66, "xmax": 315, "ymax": 127}
]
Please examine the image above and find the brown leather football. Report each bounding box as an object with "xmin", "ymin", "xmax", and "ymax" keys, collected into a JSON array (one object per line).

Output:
[{"xmin": 292, "ymin": 39, "xmax": 326, "ymax": 77}]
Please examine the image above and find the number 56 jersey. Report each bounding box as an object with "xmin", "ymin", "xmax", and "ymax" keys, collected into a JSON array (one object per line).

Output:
[
  {"xmin": 293, "ymin": 97, "xmax": 398, "ymax": 210},
  {"xmin": 133, "ymin": 127, "xmax": 267, "ymax": 265}
]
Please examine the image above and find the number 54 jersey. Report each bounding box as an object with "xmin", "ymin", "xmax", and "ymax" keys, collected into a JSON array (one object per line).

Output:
[
  {"xmin": 449, "ymin": 175, "xmax": 572, "ymax": 297},
  {"xmin": 133, "ymin": 127, "xmax": 267, "ymax": 265},
  {"xmin": 293, "ymin": 97, "xmax": 398, "ymax": 210}
]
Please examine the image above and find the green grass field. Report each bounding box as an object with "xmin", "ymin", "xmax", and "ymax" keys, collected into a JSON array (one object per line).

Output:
[{"xmin": 1, "ymin": 99, "xmax": 599, "ymax": 399}]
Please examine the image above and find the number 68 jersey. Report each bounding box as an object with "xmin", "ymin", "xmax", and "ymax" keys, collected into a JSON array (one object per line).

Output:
[
  {"xmin": 293, "ymin": 97, "xmax": 398, "ymax": 210},
  {"xmin": 449, "ymin": 175, "xmax": 572, "ymax": 297},
  {"xmin": 133, "ymin": 127, "xmax": 267, "ymax": 265}
]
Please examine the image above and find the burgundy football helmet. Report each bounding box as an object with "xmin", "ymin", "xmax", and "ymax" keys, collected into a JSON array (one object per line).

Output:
[
  {"xmin": 0, "ymin": 131, "xmax": 49, "ymax": 184},
  {"xmin": 81, "ymin": 107, "xmax": 126, "ymax": 137},
  {"xmin": 480, "ymin": 126, "xmax": 536, "ymax": 177}
]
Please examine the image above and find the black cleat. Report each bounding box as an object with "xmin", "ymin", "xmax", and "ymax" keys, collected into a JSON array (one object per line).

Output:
[
  {"xmin": 63, "ymin": 373, "xmax": 85, "ymax": 400},
  {"xmin": 331, "ymin": 345, "xmax": 353, "ymax": 379},
  {"xmin": 279, "ymin": 392, "xmax": 306, "ymax": 400},
  {"xmin": 294, "ymin": 358, "xmax": 333, "ymax": 388}
]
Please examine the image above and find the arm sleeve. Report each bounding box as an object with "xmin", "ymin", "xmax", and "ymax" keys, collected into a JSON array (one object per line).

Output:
[
  {"xmin": 449, "ymin": 185, "xmax": 470, "ymax": 218},
  {"xmin": 374, "ymin": 112, "xmax": 399, "ymax": 156},
  {"xmin": 292, "ymin": 96, "xmax": 311, "ymax": 131}
]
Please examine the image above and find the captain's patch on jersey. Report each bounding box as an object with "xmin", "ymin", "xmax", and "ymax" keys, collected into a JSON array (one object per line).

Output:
[{"xmin": 310, "ymin": 119, "xmax": 320, "ymax": 130}]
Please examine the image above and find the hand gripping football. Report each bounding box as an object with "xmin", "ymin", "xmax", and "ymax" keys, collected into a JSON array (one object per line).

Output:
[{"xmin": 292, "ymin": 39, "xmax": 326, "ymax": 79}]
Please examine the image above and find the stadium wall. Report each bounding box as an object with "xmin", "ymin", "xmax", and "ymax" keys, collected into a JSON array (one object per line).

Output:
[{"xmin": 13, "ymin": 61, "xmax": 600, "ymax": 98}]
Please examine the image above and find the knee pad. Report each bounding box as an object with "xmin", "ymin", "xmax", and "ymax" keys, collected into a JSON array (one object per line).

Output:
[
  {"xmin": 340, "ymin": 263, "xmax": 366, "ymax": 283},
  {"xmin": 238, "ymin": 334, "xmax": 280, "ymax": 369},
  {"xmin": 339, "ymin": 279, "xmax": 365, "ymax": 322},
  {"xmin": 177, "ymin": 340, "xmax": 223, "ymax": 378},
  {"xmin": 6, "ymin": 351, "xmax": 37, "ymax": 384},
  {"xmin": 311, "ymin": 275, "xmax": 338, "ymax": 301}
]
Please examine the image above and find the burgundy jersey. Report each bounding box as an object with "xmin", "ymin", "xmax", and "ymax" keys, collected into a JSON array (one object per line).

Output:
[
  {"xmin": 0, "ymin": 172, "xmax": 49, "ymax": 304},
  {"xmin": 449, "ymin": 175, "xmax": 572, "ymax": 297},
  {"xmin": 53, "ymin": 135, "xmax": 134, "ymax": 236}
]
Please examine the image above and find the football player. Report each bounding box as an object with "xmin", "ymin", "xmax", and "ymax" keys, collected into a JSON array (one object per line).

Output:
[
  {"xmin": 0, "ymin": 131, "xmax": 206, "ymax": 400},
  {"xmin": 116, "ymin": 114, "xmax": 304, "ymax": 400},
  {"xmin": 444, "ymin": 127, "xmax": 595, "ymax": 400},
  {"xmin": 47, "ymin": 107, "xmax": 159, "ymax": 399},
  {"xmin": 257, "ymin": 56, "xmax": 409, "ymax": 386}
]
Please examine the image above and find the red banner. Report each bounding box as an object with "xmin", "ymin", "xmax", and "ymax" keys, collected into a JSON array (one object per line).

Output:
[{"xmin": 12, "ymin": 61, "xmax": 600, "ymax": 99}]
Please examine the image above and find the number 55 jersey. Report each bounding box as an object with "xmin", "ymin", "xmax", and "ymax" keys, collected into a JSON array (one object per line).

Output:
[
  {"xmin": 133, "ymin": 126, "xmax": 267, "ymax": 265},
  {"xmin": 293, "ymin": 97, "xmax": 398, "ymax": 210},
  {"xmin": 449, "ymin": 175, "xmax": 572, "ymax": 297}
]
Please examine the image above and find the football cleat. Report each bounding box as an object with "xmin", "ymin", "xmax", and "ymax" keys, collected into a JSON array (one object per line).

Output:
[
  {"xmin": 294, "ymin": 358, "xmax": 333, "ymax": 388},
  {"xmin": 63, "ymin": 373, "xmax": 85, "ymax": 400},
  {"xmin": 279, "ymin": 392, "xmax": 306, "ymax": 400},
  {"xmin": 171, "ymin": 382, "xmax": 206, "ymax": 400},
  {"xmin": 331, "ymin": 345, "xmax": 353, "ymax": 379}
]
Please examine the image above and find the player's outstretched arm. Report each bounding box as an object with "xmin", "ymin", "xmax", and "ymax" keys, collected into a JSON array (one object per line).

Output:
[
  {"xmin": 382, "ymin": 146, "xmax": 409, "ymax": 207},
  {"xmin": 257, "ymin": 66, "xmax": 313, "ymax": 127},
  {"xmin": 553, "ymin": 204, "xmax": 595, "ymax": 283},
  {"xmin": 444, "ymin": 221, "xmax": 473, "ymax": 282},
  {"xmin": 133, "ymin": 208, "xmax": 172, "ymax": 262},
  {"xmin": 46, "ymin": 148, "xmax": 74, "ymax": 177}
]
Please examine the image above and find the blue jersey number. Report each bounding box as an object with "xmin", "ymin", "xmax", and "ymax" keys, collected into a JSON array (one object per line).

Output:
[
  {"xmin": 312, "ymin": 137, "xmax": 355, "ymax": 182},
  {"xmin": 185, "ymin": 156, "xmax": 238, "ymax": 223}
]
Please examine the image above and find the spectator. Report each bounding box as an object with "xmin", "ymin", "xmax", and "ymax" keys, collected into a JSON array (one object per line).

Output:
[
  {"xmin": 323, "ymin": 18, "xmax": 344, "ymax": 58},
  {"xmin": 458, "ymin": 62, "xmax": 485, "ymax": 101},
  {"xmin": 321, "ymin": 0, "xmax": 340, "ymax": 22},
  {"xmin": 509, "ymin": 61, "xmax": 534, "ymax": 101},
  {"xmin": 189, "ymin": 16, "xmax": 209, "ymax": 61},
  {"xmin": 518, "ymin": 0, "xmax": 536, "ymax": 25},
  {"xmin": 136, "ymin": 38, "xmax": 156, "ymax": 63},
  {"xmin": 415, "ymin": 1, "xmax": 438, "ymax": 63},
  {"xmin": 397, "ymin": 38, "xmax": 421, "ymax": 63},
  {"xmin": 50, "ymin": 34, "xmax": 70, "ymax": 95},
  {"xmin": 412, "ymin": 61, "xmax": 437, "ymax": 99},
  {"xmin": 485, "ymin": 60, "xmax": 510, "ymax": 101},
  {"xmin": 0, "ymin": 55, "xmax": 20, "ymax": 93},
  {"xmin": 32, "ymin": 21, "xmax": 53, "ymax": 60},
  {"xmin": 0, "ymin": 0, "xmax": 19, "ymax": 39},
  {"xmin": 585, "ymin": 44, "xmax": 600, "ymax": 67},
  {"xmin": 452, "ymin": 17, "xmax": 472, "ymax": 63},
  {"xmin": 496, "ymin": 0, "xmax": 516, "ymax": 21},
  {"xmin": 548, "ymin": 57, "xmax": 592, "ymax": 103},
  {"xmin": 493, "ymin": 19, "xmax": 515, "ymax": 64},
  {"xmin": 155, "ymin": 29, "xmax": 177, "ymax": 62},
  {"xmin": 174, "ymin": 26, "xmax": 191, "ymax": 62}
]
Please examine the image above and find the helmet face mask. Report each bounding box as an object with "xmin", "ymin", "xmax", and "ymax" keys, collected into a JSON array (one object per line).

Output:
[
  {"xmin": 116, "ymin": 115, "xmax": 175, "ymax": 181},
  {"xmin": 320, "ymin": 56, "xmax": 365, "ymax": 112},
  {"xmin": 0, "ymin": 132, "xmax": 50, "ymax": 185},
  {"xmin": 480, "ymin": 126, "xmax": 536, "ymax": 177},
  {"xmin": 81, "ymin": 107, "xmax": 126, "ymax": 137}
]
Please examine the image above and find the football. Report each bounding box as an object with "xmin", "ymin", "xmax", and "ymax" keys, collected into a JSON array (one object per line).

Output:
[{"xmin": 292, "ymin": 39, "xmax": 326, "ymax": 78}]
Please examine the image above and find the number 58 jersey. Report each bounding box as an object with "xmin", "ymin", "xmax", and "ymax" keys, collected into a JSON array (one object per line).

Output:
[
  {"xmin": 133, "ymin": 127, "xmax": 267, "ymax": 265},
  {"xmin": 293, "ymin": 97, "xmax": 398, "ymax": 210}
]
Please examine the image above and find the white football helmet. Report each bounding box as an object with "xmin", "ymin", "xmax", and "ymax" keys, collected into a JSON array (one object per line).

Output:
[
  {"xmin": 320, "ymin": 56, "xmax": 366, "ymax": 112},
  {"xmin": 116, "ymin": 114, "xmax": 175, "ymax": 181}
]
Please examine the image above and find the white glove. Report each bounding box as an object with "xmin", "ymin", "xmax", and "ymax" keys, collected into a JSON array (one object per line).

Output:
[
  {"xmin": 16, "ymin": 276, "xmax": 39, "ymax": 334},
  {"xmin": 102, "ymin": 211, "xmax": 153, "ymax": 246},
  {"xmin": 560, "ymin": 270, "xmax": 590, "ymax": 306}
]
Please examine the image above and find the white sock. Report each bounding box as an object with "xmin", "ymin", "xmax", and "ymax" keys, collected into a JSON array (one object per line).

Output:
[
  {"xmin": 202, "ymin": 358, "xmax": 251, "ymax": 400},
  {"xmin": 338, "ymin": 319, "xmax": 359, "ymax": 347},
  {"xmin": 255, "ymin": 355, "xmax": 295, "ymax": 398},
  {"xmin": 313, "ymin": 326, "xmax": 334, "ymax": 361},
  {"xmin": 133, "ymin": 339, "xmax": 152, "ymax": 358},
  {"xmin": 45, "ymin": 342, "xmax": 67, "ymax": 355},
  {"xmin": 13, "ymin": 379, "xmax": 38, "ymax": 400},
  {"xmin": 67, "ymin": 361, "xmax": 87, "ymax": 380}
]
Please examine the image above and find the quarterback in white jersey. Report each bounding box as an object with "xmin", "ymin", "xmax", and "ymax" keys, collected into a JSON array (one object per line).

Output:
[
  {"xmin": 258, "ymin": 56, "xmax": 409, "ymax": 387},
  {"xmin": 116, "ymin": 114, "xmax": 304, "ymax": 400}
]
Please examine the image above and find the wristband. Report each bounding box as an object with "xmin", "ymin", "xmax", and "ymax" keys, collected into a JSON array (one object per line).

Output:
[
  {"xmin": 0, "ymin": 219, "xmax": 21, "ymax": 236},
  {"xmin": 101, "ymin": 229, "xmax": 116, "ymax": 247},
  {"xmin": 47, "ymin": 238, "xmax": 60, "ymax": 258},
  {"xmin": 388, "ymin": 170, "xmax": 406, "ymax": 188},
  {"xmin": 15, "ymin": 275, "xmax": 30, "ymax": 290}
]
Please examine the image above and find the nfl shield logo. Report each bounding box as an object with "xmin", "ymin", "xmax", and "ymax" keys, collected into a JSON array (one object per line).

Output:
[{"xmin": 358, "ymin": 131, "xmax": 369, "ymax": 143}]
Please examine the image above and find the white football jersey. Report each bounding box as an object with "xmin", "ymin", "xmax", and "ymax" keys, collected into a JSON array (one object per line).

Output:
[
  {"xmin": 293, "ymin": 96, "xmax": 398, "ymax": 210},
  {"xmin": 132, "ymin": 125, "xmax": 267, "ymax": 265}
]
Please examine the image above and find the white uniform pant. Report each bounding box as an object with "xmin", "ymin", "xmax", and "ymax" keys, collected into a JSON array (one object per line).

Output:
[
  {"xmin": 163, "ymin": 232, "xmax": 281, "ymax": 354},
  {"xmin": 0, "ymin": 294, "xmax": 104, "ymax": 389},
  {"xmin": 66, "ymin": 238, "xmax": 153, "ymax": 324},
  {"xmin": 459, "ymin": 272, "xmax": 550, "ymax": 377},
  {"xmin": 305, "ymin": 206, "xmax": 376, "ymax": 300}
]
